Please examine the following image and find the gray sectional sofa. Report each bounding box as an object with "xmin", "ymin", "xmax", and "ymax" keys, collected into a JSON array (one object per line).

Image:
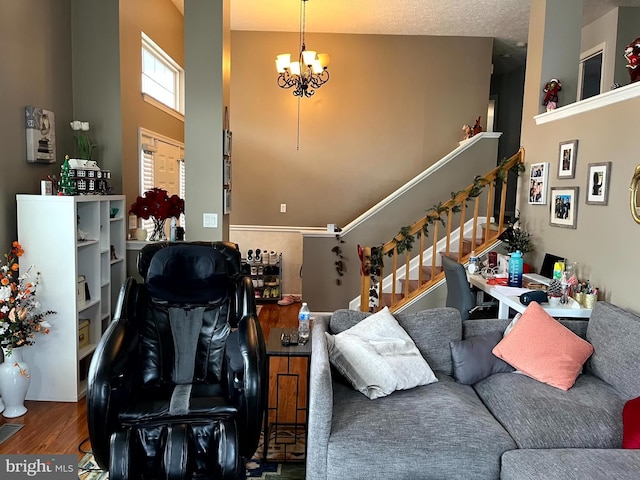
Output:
[{"xmin": 306, "ymin": 302, "xmax": 640, "ymax": 479}]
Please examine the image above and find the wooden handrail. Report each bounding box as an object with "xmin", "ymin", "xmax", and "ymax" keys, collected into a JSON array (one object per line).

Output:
[{"xmin": 359, "ymin": 148, "xmax": 524, "ymax": 312}]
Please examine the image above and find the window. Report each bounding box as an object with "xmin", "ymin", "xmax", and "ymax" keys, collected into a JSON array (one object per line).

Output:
[
  {"xmin": 578, "ymin": 44, "xmax": 604, "ymax": 101},
  {"xmin": 141, "ymin": 32, "xmax": 184, "ymax": 115}
]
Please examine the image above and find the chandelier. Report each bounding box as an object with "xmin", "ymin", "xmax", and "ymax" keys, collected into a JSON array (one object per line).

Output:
[{"xmin": 275, "ymin": 0, "xmax": 330, "ymax": 98}]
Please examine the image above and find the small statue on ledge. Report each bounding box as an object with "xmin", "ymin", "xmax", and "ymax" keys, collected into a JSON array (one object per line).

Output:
[
  {"xmin": 462, "ymin": 116, "xmax": 483, "ymax": 140},
  {"xmin": 624, "ymin": 37, "xmax": 640, "ymax": 83},
  {"xmin": 542, "ymin": 78, "xmax": 562, "ymax": 111}
]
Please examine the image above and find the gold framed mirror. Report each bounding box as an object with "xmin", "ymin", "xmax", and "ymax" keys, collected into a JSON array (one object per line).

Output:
[{"xmin": 631, "ymin": 165, "xmax": 640, "ymax": 224}]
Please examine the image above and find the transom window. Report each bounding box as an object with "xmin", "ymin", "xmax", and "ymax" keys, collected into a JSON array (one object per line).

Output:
[{"xmin": 141, "ymin": 32, "xmax": 184, "ymax": 114}]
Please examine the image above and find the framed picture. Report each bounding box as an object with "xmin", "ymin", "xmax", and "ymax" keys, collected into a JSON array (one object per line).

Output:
[
  {"xmin": 223, "ymin": 129, "xmax": 232, "ymax": 157},
  {"xmin": 223, "ymin": 157, "xmax": 232, "ymax": 186},
  {"xmin": 558, "ymin": 140, "xmax": 578, "ymax": 179},
  {"xmin": 586, "ymin": 162, "xmax": 611, "ymax": 205},
  {"xmin": 550, "ymin": 187, "xmax": 579, "ymax": 229},
  {"xmin": 25, "ymin": 106, "xmax": 56, "ymax": 163},
  {"xmin": 223, "ymin": 187, "xmax": 232, "ymax": 214},
  {"xmin": 528, "ymin": 162, "xmax": 549, "ymax": 205}
]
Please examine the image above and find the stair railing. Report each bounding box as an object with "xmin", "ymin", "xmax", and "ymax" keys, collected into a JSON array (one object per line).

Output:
[{"xmin": 359, "ymin": 147, "xmax": 525, "ymax": 312}]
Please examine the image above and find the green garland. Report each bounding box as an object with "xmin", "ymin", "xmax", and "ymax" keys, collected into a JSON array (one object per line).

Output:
[{"xmin": 365, "ymin": 158, "xmax": 523, "ymax": 309}]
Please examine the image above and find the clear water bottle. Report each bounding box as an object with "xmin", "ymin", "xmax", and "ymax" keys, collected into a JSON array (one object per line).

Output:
[
  {"xmin": 298, "ymin": 302, "xmax": 311, "ymax": 343},
  {"xmin": 170, "ymin": 217, "xmax": 177, "ymax": 242},
  {"xmin": 508, "ymin": 250, "xmax": 523, "ymax": 287}
]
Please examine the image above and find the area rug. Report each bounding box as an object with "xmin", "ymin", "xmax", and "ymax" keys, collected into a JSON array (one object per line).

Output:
[{"xmin": 78, "ymin": 427, "xmax": 305, "ymax": 480}]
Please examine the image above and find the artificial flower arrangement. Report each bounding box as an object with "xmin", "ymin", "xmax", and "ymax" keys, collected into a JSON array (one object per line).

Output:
[
  {"xmin": 0, "ymin": 242, "xmax": 55, "ymax": 357},
  {"xmin": 129, "ymin": 188, "xmax": 185, "ymax": 241},
  {"xmin": 69, "ymin": 120, "xmax": 96, "ymax": 160},
  {"xmin": 129, "ymin": 188, "xmax": 185, "ymax": 220}
]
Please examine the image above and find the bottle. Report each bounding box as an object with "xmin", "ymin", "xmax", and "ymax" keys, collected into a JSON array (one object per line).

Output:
[
  {"xmin": 508, "ymin": 250, "xmax": 523, "ymax": 287},
  {"xmin": 170, "ymin": 217, "xmax": 177, "ymax": 242},
  {"xmin": 298, "ymin": 302, "xmax": 311, "ymax": 343},
  {"xmin": 468, "ymin": 250, "xmax": 478, "ymax": 274},
  {"xmin": 553, "ymin": 261, "xmax": 565, "ymax": 280}
]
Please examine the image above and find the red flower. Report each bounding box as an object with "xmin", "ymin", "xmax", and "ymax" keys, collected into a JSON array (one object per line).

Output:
[{"xmin": 129, "ymin": 188, "xmax": 185, "ymax": 221}]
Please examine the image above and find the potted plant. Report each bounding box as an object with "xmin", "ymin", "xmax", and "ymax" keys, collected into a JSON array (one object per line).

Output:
[
  {"xmin": 498, "ymin": 211, "xmax": 534, "ymax": 273},
  {"xmin": 499, "ymin": 212, "xmax": 534, "ymax": 256}
]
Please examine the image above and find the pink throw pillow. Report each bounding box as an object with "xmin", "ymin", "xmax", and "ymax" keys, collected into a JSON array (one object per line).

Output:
[
  {"xmin": 623, "ymin": 396, "xmax": 640, "ymax": 449},
  {"xmin": 492, "ymin": 301, "xmax": 594, "ymax": 390}
]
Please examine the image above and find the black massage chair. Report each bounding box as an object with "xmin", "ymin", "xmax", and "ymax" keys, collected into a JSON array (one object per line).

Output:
[{"xmin": 86, "ymin": 241, "xmax": 266, "ymax": 479}]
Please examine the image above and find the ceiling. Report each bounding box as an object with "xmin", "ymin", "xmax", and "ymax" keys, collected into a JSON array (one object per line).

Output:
[{"xmin": 171, "ymin": 0, "xmax": 640, "ymax": 73}]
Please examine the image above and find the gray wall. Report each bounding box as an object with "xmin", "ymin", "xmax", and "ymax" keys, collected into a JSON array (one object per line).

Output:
[{"xmin": 0, "ymin": 0, "xmax": 73, "ymax": 250}]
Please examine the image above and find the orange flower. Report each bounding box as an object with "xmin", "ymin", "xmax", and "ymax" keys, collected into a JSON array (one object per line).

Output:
[
  {"xmin": 1, "ymin": 277, "xmax": 8, "ymax": 286},
  {"xmin": 12, "ymin": 241, "xmax": 24, "ymax": 257},
  {"xmin": 11, "ymin": 262, "xmax": 19, "ymax": 271}
]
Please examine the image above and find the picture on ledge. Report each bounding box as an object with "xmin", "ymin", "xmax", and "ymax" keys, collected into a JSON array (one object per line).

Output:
[
  {"xmin": 550, "ymin": 187, "xmax": 579, "ymax": 229},
  {"xmin": 586, "ymin": 162, "xmax": 611, "ymax": 205},
  {"xmin": 558, "ymin": 139, "xmax": 578, "ymax": 179},
  {"xmin": 528, "ymin": 162, "xmax": 549, "ymax": 205}
]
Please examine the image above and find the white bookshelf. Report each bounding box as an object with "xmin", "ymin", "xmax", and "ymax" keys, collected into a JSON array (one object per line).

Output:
[{"xmin": 16, "ymin": 194, "xmax": 126, "ymax": 401}]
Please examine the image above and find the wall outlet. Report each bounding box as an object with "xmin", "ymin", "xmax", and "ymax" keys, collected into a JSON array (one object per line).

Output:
[
  {"xmin": 203, "ymin": 213, "xmax": 218, "ymax": 228},
  {"xmin": 280, "ymin": 203, "xmax": 287, "ymax": 213}
]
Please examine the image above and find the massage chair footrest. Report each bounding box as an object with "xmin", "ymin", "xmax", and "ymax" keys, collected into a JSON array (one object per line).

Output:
[{"xmin": 109, "ymin": 419, "xmax": 242, "ymax": 480}]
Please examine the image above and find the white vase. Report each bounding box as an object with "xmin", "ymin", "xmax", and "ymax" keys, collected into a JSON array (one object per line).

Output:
[{"xmin": 0, "ymin": 347, "xmax": 30, "ymax": 418}]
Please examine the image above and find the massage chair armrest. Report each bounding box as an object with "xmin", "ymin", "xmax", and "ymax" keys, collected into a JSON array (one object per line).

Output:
[
  {"xmin": 224, "ymin": 277, "xmax": 266, "ymax": 458},
  {"xmin": 87, "ymin": 278, "xmax": 142, "ymax": 470}
]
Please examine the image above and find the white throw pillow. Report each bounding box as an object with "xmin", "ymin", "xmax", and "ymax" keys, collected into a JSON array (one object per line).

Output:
[{"xmin": 325, "ymin": 306, "xmax": 438, "ymax": 399}]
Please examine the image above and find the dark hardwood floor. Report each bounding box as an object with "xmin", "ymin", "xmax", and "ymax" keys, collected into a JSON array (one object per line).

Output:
[{"xmin": 0, "ymin": 303, "xmax": 301, "ymax": 460}]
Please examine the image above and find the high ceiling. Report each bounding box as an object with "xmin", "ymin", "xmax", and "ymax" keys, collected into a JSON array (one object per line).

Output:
[{"xmin": 171, "ymin": 0, "xmax": 640, "ymax": 73}]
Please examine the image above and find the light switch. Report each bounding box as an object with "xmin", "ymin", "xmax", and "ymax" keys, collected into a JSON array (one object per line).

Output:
[
  {"xmin": 280, "ymin": 203, "xmax": 287, "ymax": 213},
  {"xmin": 203, "ymin": 213, "xmax": 218, "ymax": 228}
]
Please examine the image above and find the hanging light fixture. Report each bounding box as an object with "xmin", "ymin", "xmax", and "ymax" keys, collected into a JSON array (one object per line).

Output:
[{"xmin": 275, "ymin": 0, "xmax": 330, "ymax": 98}]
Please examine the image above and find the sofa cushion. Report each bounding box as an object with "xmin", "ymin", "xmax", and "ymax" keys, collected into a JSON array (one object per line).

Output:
[
  {"xmin": 623, "ymin": 396, "xmax": 640, "ymax": 448},
  {"xmin": 330, "ymin": 307, "xmax": 461, "ymax": 375},
  {"xmin": 450, "ymin": 331, "xmax": 514, "ymax": 384},
  {"xmin": 474, "ymin": 372, "xmax": 624, "ymax": 449},
  {"xmin": 501, "ymin": 449, "xmax": 640, "ymax": 480},
  {"xmin": 325, "ymin": 307, "xmax": 437, "ymax": 399},
  {"xmin": 326, "ymin": 373, "xmax": 516, "ymax": 480},
  {"xmin": 587, "ymin": 302, "xmax": 640, "ymax": 399},
  {"xmin": 492, "ymin": 301, "xmax": 594, "ymax": 390}
]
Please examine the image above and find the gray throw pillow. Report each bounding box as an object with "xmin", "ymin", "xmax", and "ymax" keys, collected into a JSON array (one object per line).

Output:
[
  {"xmin": 325, "ymin": 306, "xmax": 438, "ymax": 399},
  {"xmin": 450, "ymin": 331, "xmax": 514, "ymax": 385}
]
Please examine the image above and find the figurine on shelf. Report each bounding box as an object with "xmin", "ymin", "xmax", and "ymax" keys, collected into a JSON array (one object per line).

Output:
[
  {"xmin": 472, "ymin": 116, "xmax": 483, "ymax": 136},
  {"xmin": 462, "ymin": 124, "xmax": 473, "ymax": 140},
  {"xmin": 461, "ymin": 116, "xmax": 482, "ymax": 141},
  {"xmin": 542, "ymin": 78, "xmax": 562, "ymax": 111},
  {"xmin": 624, "ymin": 37, "xmax": 640, "ymax": 83}
]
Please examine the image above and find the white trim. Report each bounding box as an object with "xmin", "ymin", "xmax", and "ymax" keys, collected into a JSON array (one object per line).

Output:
[
  {"xmin": 535, "ymin": 81, "xmax": 640, "ymax": 125},
  {"xmin": 230, "ymin": 224, "xmax": 326, "ymax": 234},
  {"xmin": 339, "ymin": 132, "xmax": 502, "ymax": 235},
  {"xmin": 142, "ymin": 93, "xmax": 185, "ymax": 122}
]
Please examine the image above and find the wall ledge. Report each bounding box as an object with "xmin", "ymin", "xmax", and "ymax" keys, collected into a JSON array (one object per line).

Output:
[{"xmin": 535, "ymin": 82, "xmax": 640, "ymax": 125}]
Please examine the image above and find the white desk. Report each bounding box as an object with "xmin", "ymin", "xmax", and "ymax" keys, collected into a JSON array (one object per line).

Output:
[{"xmin": 468, "ymin": 274, "xmax": 592, "ymax": 320}]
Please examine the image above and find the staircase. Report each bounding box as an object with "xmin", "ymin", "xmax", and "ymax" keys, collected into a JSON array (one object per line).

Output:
[{"xmin": 357, "ymin": 148, "xmax": 524, "ymax": 312}]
